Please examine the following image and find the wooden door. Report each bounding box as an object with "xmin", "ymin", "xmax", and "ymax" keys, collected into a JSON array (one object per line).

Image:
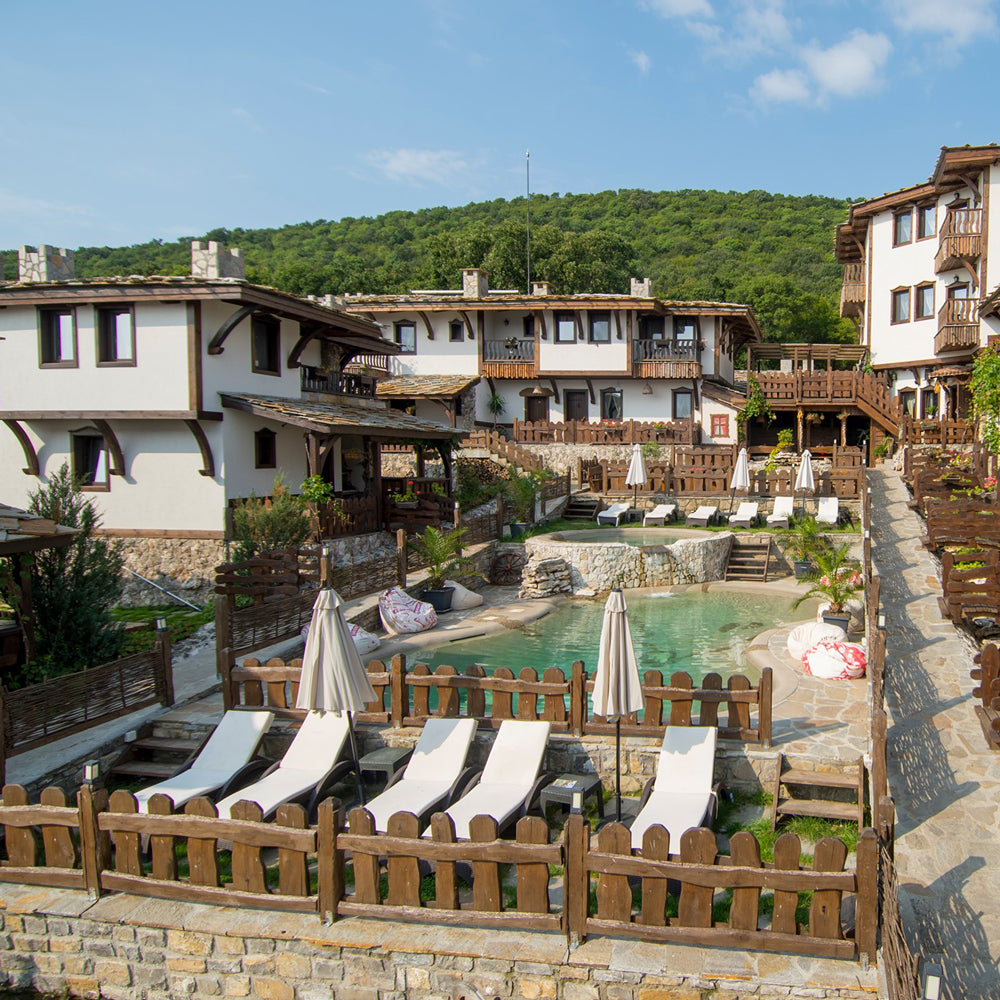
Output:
[
  {"xmin": 525, "ymin": 396, "xmax": 549, "ymax": 422},
  {"xmin": 564, "ymin": 389, "xmax": 588, "ymax": 422}
]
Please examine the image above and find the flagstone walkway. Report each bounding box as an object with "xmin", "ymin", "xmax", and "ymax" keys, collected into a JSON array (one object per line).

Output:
[{"xmin": 870, "ymin": 467, "xmax": 1000, "ymax": 999}]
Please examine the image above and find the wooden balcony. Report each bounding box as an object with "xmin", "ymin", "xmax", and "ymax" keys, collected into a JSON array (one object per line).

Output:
[
  {"xmin": 482, "ymin": 338, "xmax": 536, "ymax": 379},
  {"xmin": 632, "ymin": 338, "xmax": 701, "ymax": 379},
  {"xmin": 840, "ymin": 262, "xmax": 866, "ymax": 318},
  {"xmin": 344, "ymin": 353, "xmax": 390, "ymax": 376},
  {"xmin": 300, "ymin": 364, "xmax": 377, "ymax": 397},
  {"xmin": 935, "ymin": 298, "xmax": 980, "ymax": 355},
  {"xmin": 935, "ymin": 209, "xmax": 982, "ymax": 273}
]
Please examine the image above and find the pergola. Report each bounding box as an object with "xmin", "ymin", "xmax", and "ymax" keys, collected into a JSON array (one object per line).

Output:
[{"xmin": 746, "ymin": 343, "xmax": 868, "ymax": 370}]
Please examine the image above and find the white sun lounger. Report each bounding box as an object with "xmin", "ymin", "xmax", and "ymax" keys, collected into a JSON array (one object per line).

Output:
[
  {"xmin": 215, "ymin": 710, "xmax": 352, "ymax": 820},
  {"xmin": 597, "ymin": 501, "xmax": 631, "ymax": 526},
  {"xmin": 687, "ymin": 505, "xmax": 718, "ymax": 527},
  {"xmin": 134, "ymin": 710, "xmax": 274, "ymax": 814},
  {"xmin": 629, "ymin": 726, "xmax": 719, "ymax": 850},
  {"xmin": 429, "ymin": 720, "xmax": 551, "ymax": 839},
  {"xmin": 364, "ymin": 717, "xmax": 478, "ymax": 832},
  {"xmin": 817, "ymin": 496, "xmax": 840, "ymax": 525},
  {"xmin": 766, "ymin": 496, "xmax": 794, "ymax": 529},
  {"xmin": 643, "ymin": 503, "xmax": 677, "ymax": 526},
  {"xmin": 728, "ymin": 502, "xmax": 759, "ymax": 529}
]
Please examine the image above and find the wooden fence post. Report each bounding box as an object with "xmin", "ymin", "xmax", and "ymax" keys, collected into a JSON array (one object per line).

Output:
[
  {"xmin": 496, "ymin": 493, "xmax": 505, "ymax": 538},
  {"xmin": 454, "ymin": 503, "xmax": 463, "ymax": 556},
  {"xmin": 564, "ymin": 813, "xmax": 589, "ymax": 946},
  {"xmin": 855, "ymin": 828, "xmax": 878, "ymax": 964},
  {"xmin": 78, "ymin": 783, "xmax": 105, "ymax": 900},
  {"xmin": 215, "ymin": 597, "xmax": 234, "ymax": 712},
  {"xmin": 390, "ymin": 654, "xmax": 407, "ymax": 728},
  {"xmin": 758, "ymin": 667, "xmax": 772, "ymax": 748},
  {"xmin": 396, "ymin": 529, "xmax": 408, "ymax": 587},
  {"xmin": 155, "ymin": 620, "xmax": 174, "ymax": 707},
  {"xmin": 316, "ymin": 797, "xmax": 341, "ymax": 923},
  {"xmin": 570, "ymin": 660, "xmax": 586, "ymax": 736},
  {"xmin": 0, "ymin": 689, "xmax": 6, "ymax": 788}
]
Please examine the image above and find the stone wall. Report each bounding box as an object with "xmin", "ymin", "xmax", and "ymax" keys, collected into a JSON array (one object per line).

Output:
[{"xmin": 113, "ymin": 536, "xmax": 227, "ymax": 608}]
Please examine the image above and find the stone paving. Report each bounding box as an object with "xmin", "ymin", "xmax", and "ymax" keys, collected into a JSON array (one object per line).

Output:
[{"xmin": 870, "ymin": 467, "xmax": 1000, "ymax": 999}]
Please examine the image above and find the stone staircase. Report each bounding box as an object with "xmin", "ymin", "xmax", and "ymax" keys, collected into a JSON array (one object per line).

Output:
[
  {"xmin": 768, "ymin": 753, "xmax": 866, "ymax": 829},
  {"xmin": 724, "ymin": 536, "xmax": 772, "ymax": 581},
  {"xmin": 108, "ymin": 722, "xmax": 201, "ymax": 782},
  {"xmin": 561, "ymin": 495, "xmax": 601, "ymax": 521}
]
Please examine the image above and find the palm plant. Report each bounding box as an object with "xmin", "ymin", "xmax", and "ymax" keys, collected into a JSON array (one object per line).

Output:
[
  {"xmin": 793, "ymin": 544, "xmax": 863, "ymax": 614},
  {"xmin": 407, "ymin": 526, "xmax": 471, "ymax": 590}
]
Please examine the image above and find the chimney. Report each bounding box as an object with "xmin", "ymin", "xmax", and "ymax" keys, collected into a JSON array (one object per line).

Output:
[
  {"xmin": 532, "ymin": 281, "xmax": 553, "ymax": 296},
  {"xmin": 191, "ymin": 240, "xmax": 245, "ymax": 279},
  {"xmin": 462, "ymin": 268, "xmax": 489, "ymax": 299},
  {"xmin": 630, "ymin": 277, "xmax": 652, "ymax": 298},
  {"xmin": 19, "ymin": 244, "xmax": 75, "ymax": 282}
]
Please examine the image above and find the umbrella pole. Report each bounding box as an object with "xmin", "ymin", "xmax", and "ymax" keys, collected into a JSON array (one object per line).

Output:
[
  {"xmin": 615, "ymin": 718, "xmax": 622, "ymax": 823},
  {"xmin": 728, "ymin": 486, "xmax": 736, "ymax": 515},
  {"xmin": 347, "ymin": 711, "xmax": 366, "ymax": 807}
]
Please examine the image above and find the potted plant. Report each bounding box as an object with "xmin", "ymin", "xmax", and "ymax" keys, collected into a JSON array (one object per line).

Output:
[
  {"xmin": 785, "ymin": 515, "xmax": 823, "ymax": 579},
  {"xmin": 407, "ymin": 526, "xmax": 470, "ymax": 612},
  {"xmin": 389, "ymin": 481, "xmax": 420, "ymax": 509},
  {"xmin": 794, "ymin": 543, "xmax": 863, "ymax": 631},
  {"xmin": 504, "ymin": 469, "xmax": 541, "ymax": 537}
]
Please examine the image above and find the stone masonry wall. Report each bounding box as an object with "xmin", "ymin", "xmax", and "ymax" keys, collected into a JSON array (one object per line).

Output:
[{"xmin": 114, "ymin": 537, "xmax": 227, "ymax": 608}]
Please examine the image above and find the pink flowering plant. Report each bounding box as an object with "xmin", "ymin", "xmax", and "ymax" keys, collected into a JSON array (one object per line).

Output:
[{"xmin": 793, "ymin": 543, "xmax": 864, "ymax": 613}]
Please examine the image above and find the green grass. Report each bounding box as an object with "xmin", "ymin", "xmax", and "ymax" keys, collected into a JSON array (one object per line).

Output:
[{"xmin": 112, "ymin": 603, "xmax": 213, "ymax": 655}]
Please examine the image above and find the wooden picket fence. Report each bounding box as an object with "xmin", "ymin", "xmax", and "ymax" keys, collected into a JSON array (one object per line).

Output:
[
  {"xmin": 511, "ymin": 419, "xmax": 698, "ymax": 446},
  {"xmin": 922, "ymin": 498, "xmax": 1000, "ymax": 550},
  {"xmin": 900, "ymin": 417, "xmax": 976, "ymax": 447}
]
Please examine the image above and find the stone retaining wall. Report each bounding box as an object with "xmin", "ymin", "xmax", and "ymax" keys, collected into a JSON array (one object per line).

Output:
[
  {"xmin": 0, "ymin": 883, "xmax": 879, "ymax": 999},
  {"xmin": 114, "ymin": 537, "xmax": 227, "ymax": 608}
]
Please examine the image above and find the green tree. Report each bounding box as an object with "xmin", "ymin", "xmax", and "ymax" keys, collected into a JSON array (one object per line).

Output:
[
  {"xmin": 231, "ymin": 474, "xmax": 312, "ymax": 561},
  {"xmin": 971, "ymin": 346, "xmax": 1000, "ymax": 455},
  {"xmin": 21, "ymin": 464, "xmax": 125, "ymax": 684}
]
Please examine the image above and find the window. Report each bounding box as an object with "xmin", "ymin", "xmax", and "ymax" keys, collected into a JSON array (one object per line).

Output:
[
  {"xmin": 555, "ymin": 313, "xmax": 576, "ymax": 343},
  {"xmin": 588, "ymin": 312, "xmax": 611, "ymax": 343},
  {"xmin": 639, "ymin": 316, "xmax": 665, "ymax": 340},
  {"xmin": 600, "ymin": 388, "xmax": 623, "ymax": 421},
  {"xmin": 898, "ymin": 389, "xmax": 916, "ymax": 417},
  {"xmin": 393, "ymin": 320, "xmax": 416, "ymax": 353},
  {"xmin": 96, "ymin": 306, "xmax": 135, "ymax": 365},
  {"xmin": 522, "ymin": 316, "xmax": 534, "ymax": 339},
  {"xmin": 673, "ymin": 389, "xmax": 693, "ymax": 420},
  {"xmin": 71, "ymin": 432, "xmax": 108, "ymax": 490},
  {"xmin": 449, "ymin": 320, "xmax": 464, "ymax": 343},
  {"xmin": 38, "ymin": 308, "xmax": 77, "ymax": 366},
  {"xmin": 252, "ymin": 316, "xmax": 281, "ymax": 375},
  {"xmin": 891, "ymin": 288, "xmax": 910, "ymax": 324},
  {"xmin": 254, "ymin": 428, "xmax": 277, "ymax": 469},
  {"xmin": 711, "ymin": 414, "xmax": 729, "ymax": 438},
  {"xmin": 915, "ymin": 284, "xmax": 935, "ymax": 320},
  {"xmin": 917, "ymin": 204, "xmax": 936, "ymax": 240},
  {"xmin": 893, "ymin": 209, "xmax": 913, "ymax": 246},
  {"xmin": 948, "ymin": 283, "xmax": 970, "ymax": 300},
  {"xmin": 674, "ymin": 317, "xmax": 698, "ymax": 342}
]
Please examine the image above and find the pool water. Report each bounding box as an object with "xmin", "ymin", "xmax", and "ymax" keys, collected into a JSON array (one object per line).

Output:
[
  {"xmin": 553, "ymin": 528, "xmax": 707, "ymax": 547},
  {"xmin": 416, "ymin": 590, "xmax": 799, "ymax": 682}
]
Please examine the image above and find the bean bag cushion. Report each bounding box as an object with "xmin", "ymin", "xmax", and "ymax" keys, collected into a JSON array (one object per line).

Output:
[
  {"xmin": 378, "ymin": 586, "xmax": 438, "ymax": 635},
  {"xmin": 444, "ymin": 579, "xmax": 484, "ymax": 610},
  {"xmin": 802, "ymin": 640, "xmax": 867, "ymax": 680},
  {"xmin": 787, "ymin": 621, "xmax": 846, "ymax": 661},
  {"xmin": 300, "ymin": 622, "xmax": 381, "ymax": 654}
]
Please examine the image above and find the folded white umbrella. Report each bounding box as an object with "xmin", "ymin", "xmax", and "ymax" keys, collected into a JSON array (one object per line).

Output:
[
  {"xmin": 593, "ymin": 589, "xmax": 644, "ymax": 822},
  {"xmin": 625, "ymin": 443, "xmax": 648, "ymax": 505},
  {"xmin": 795, "ymin": 450, "xmax": 815, "ymax": 518},
  {"xmin": 296, "ymin": 587, "xmax": 377, "ymax": 803},
  {"xmin": 729, "ymin": 447, "xmax": 750, "ymax": 513}
]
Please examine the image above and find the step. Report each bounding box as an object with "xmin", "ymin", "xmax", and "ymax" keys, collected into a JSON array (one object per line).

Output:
[
  {"xmin": 780, "ymin": 768, "xmax": 859, "ymax": 790},
  {"xmin": 109, "ymin": 760, "xmax": 179, "ymax": 779},
  {"xmin": 130, "ymin": 737, "xmax": 201, "ymax": 754},
  {"xmin": 775, "ymin": 798, "xmax": 859, "ymax": 822}
]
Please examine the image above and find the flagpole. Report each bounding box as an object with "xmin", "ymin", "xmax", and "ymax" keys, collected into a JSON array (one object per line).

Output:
[{"xmin": 526, "ymin": 150, "xmax": 531, "ymax": 291}]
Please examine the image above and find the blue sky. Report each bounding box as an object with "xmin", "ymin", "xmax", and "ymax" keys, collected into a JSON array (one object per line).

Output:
[{"xmin": 2, "ymin": 0, "xmax": 996, "ymax": 250}]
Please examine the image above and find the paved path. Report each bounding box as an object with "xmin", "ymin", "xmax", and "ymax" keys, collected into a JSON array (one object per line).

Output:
[{"xmin": 870, "ymin": 468, "xmax": 1000, "ymax": 999}]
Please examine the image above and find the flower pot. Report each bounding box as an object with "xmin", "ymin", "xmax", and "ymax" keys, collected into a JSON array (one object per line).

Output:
[
  {"xmin": 509, "ymin": 522, "xmax": 530, "ymax": 538},
  {"xmin": 793, "ymin": 560, "xmax": 813, "ymax": 580},
  {"xmin": 395, "ymin": 501, "xmax": 419, "ymax": 509},
  {"xmin": 421, "ymin": 587, "xmax": 455, "ymax": 613},
  {"xmin": 821, "ymin": 610, "xmax": 851, "ymax": 632}
]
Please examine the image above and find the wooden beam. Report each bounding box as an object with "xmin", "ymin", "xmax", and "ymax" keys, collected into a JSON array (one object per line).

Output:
[
  {"xmin": 585, "ymin": 378, "xmax": 596, "ymax": 405},
  {"xmin": 183, "ymin": 419, "xmax": 215, "ymax": 478},
  {"xmin": 534, "ymin": 310, "xmax": 547, "ymax": 340},
  {"xmin": 547, "ymin": 379, "xmax": 560, "ymax": 405},
  {"xmin": 614, "ymin": 312, "xmax": 623, "ymax": 341},
  {"xmin": 286, "ymin": 322, "xmax": 321, "ymax": 369},
  {"xmin": 207, "ymin": 306, "xmax": 254, "ymax": 355},
  {"xmin": 92, "ymin": 420, "xmax": 125, "ymax": 477},
  {"xmin": 2, "ymin": 420, "xmax": 39, "ymax": 476},
  {"xmin": 418, "ymin": 311, "xmax": 435, "ymax": 341},
  {"xmin": 459, "ymin": 311, "xmax": 476, "ymax": 340},
  {"xmin": 577, "ymin": 311, "xmax": 587, "ymax": 342}
]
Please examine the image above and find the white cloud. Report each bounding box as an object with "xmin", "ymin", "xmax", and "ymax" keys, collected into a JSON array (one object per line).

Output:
[
  {"xmin": 802, "ymin": 29, "xmax": 891, "ymax": 98},
  {"xmin": 639, "ymin": 0, "xmax": 714, "ymax": 17},
  {"xmin": 629, "ymin": 49, "xmax": 652, "ymax": 74},
  {"xmin": 750, "ymin": 67, "xmax": 811, "ymax": 104},
  {"xmin": 643, "ymin": 0, "xmax": 792, "ymax": 60},
  {"xmin": 885, "ymin": 0, "xmax": 996, "ymax": 47},
  {"xmin": 365, "ymin": 148, "xmax": 470, "ymax": 185},
  {"xmin": 232, "ymin": 107, "xmax": 264, "ymax": 133}
]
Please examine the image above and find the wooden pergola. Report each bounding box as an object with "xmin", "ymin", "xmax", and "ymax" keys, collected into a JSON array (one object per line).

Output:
[{"xmin": 746, "ymin": 343, "xmax": 868, "ymax": 370}]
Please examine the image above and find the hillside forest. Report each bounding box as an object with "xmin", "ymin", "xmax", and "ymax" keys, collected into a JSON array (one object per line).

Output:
[{"xmin": 0, "ymin": 188, "xmax": 856, "ymax": 344}]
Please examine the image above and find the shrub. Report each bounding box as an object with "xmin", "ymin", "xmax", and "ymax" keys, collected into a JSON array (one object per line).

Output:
[{"xmin": 231, "ymin": 474, "xmax": 311, "ymax": 561}]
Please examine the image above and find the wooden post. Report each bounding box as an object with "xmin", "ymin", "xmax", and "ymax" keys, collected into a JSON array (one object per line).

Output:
[
  {"xmin": 854, "ymin": 828, "xmax": 878, "ymax": 963},
  {"xmin": 840, "ymin": 412, "xmax": 848, "ymax": 447},
  {"xmin": 496, "ymin": 493, "xmax": 505, "ymax": 537},
  {"xmin": 0, "ymin": 689, "xmax": 6, "ymax": 787},
  {"xmin": 396, "ymin": 528, "xmax": 408, "ymax": 587},
  {"xmin": 453, "ymin": 502, "xmax": 463, "ymax": 556},
  {"xmin": 758, "ymin": 667, "xmax": 772, "ymax": 748},
  {"xmin": 319, "ymin": 544, "xmax": 331, "ymax": 587},
  {"xmin": 390, "ymin": 654, "xmax": 406, "ymax": 728},
  {"xmin": 155, "ymin": 620, "xmax": 174, "ymax": 707},
  {"xmin": 316, "ymin": 797, "xmax": 341, "ymax": 923},
  {"xmin": 796, "ymin": 408, "xmax": 804, "ymax": 452},
  {"xmin": 564, "ymin": 813, "xmax": 589, "ymax": 946},
  {"xmin": 570, "ymin": 660, "xmax": 586, "ymax": 736},
  {"xmin": 78, "ymin": 783, "xmax": 105, "ymax": 900},
  {"xmin": 215, "ymin": 596, "xmax": 234, "ymax": 712}
]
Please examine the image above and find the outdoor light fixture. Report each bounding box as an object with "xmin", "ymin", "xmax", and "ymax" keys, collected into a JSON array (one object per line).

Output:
[
  {"xmin": 154, "ymin": 617, "xmax": 167, "ymax": 631},
  {"xmin": 921, "ymin": 961, "xmax": 943, "ymax": 1000},
  {"xmin": 83, "ymin": 761, "xmax": 100, "ymax": 784},
  {"xmin": 878, "ymin": 611, "xmax": 886, "ymax": 630},
  {"xmin": 642, "ymin": 382, "xmax": 653, "ymax": 395}
]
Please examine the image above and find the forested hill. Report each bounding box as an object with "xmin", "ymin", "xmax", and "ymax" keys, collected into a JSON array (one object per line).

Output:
[{"xmin": 1, "ymin": 188, "xmax": 855, "ymax": 343}]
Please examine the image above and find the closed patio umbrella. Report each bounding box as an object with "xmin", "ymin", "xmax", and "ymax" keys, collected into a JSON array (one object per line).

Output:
[
  {"xmin": 592, "ymin": 589, "xmax": 644, "ymax": 822},
  {"xmin": 296, "ymin": 587, "xmax": 377, "ymax": 805},
  {"xmin": 728, "ymin": 447, "xmax": 750, "ymax": 514},
  {"xmin": 625, "ymin": 442, "xmax": 648, "ymax": 508},
  {"xmin": 794, "ymin": 450, "xmax": 815, "ymax": 519}
]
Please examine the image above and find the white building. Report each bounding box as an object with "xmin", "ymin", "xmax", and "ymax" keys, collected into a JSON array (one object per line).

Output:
[
  {"xmin": 343, "ymin": 270, "xmax": 761, "ymax": 445},
  {"xmin": 837, "ymin": 143, "xmax": 1000, "ymax": 419}
]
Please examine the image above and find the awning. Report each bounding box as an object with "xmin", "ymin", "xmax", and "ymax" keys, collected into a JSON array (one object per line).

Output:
[
  {"xmin": 376, "ymin": 375, "xmax": 480, "ymax": 399},
  {"xmin": 219, "ymin": 393, "xmax": 458, "ymax": 441},
  {"xmin": 519, "ymin": 385, "xmax": 554, "ymax": 398},
  {"xmin": 928, "ymin": 365, "xmax": 973, "ymax": 381},
  {"xmin": 0, "ymin": 503, "xmax": 79, "ymax": 557}
]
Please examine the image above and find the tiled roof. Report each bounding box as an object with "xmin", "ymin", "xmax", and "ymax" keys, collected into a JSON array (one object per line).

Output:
[
  {"xmin": 928, "ymin": 365, "xmax": 973, "ymax": 378},
  {"xmin": 219, "ymin": 393, "xmax": 458, "ymax": 439},
  {"xmin": 376, "ymin": 375, "xmax": 480, "ymax": 398},
  {"xmin": 0, "ymin": 504, "xmax": 79, "ymax": 556}
]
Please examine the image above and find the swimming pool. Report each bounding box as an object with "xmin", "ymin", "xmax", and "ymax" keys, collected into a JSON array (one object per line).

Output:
[
  {"xmin": 552, "ymin": 528, "xmax": 711, "ymax": 547},
  {"xmin": 414, "ymin": 589, "xmax": 800, "ymax": 682}
]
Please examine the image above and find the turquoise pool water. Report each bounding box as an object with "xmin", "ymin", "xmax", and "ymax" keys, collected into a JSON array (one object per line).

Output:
[
  {"xmin": 415, "ymin": 590, "xmax": 798, "ymax": 682},
  {"xmin": 553, "ymin": 528, "xmax": 708, "ymax": 547}
]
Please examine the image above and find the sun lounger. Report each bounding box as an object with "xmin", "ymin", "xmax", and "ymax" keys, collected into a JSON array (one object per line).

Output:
[
  {"xmin": 378, "ymin": 586, "xmax": 438, "ymax": 635},
  {"xmin": 364, "ymin": 717, "xmax": 478, "ymax": 832},
  {"xmin": 429, "ymin": 720, "xmax": 551, "ymax": 839},
  {"xmin": 629, "ymin": 726, "xmax": 719, "ymax": 850},
  {"xmin": 215, "ymin": 710, "xmax": 353, "ymax": 820},
  {"xmin": 766, "ymin": 496, "xmax": 794, "ymax": 529},
  {"xmin": 597, "ymin": 501, "xmax": 631, "ymax": 526},
  {"xmin": 728, "ymin": 502, "xmax": 759, "ymax": 529},
  {"xmin": 687, "ymin": 505, "xmax": 718, "ymax": 527},
  {"xmin": 817, "ymin": 497, "xmax": 840, "ymax": 525},
  {"xmin": 134, "ymin": 710, "xmax": 274, "ymax": 814},
  {"xmin": 643, "ymin": 503, "xmax": 677, "ymax": 526}
]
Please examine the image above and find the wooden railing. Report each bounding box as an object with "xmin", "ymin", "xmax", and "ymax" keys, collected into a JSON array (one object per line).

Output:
[
  {"xmin": 344, "ymin": 352, "xmax": 390, "ymax": 375},
  {"xmin": 632, "ymin": 339, "xmax": 698, "ymax": 361},
  {"xmin": 935, "ymin": 298, "xmax": 980, "ymax": 354},
  {"xmin": 459, "ymin": 429, "xmax": 547, "ymax": 472},
  {"xmin": 754, "ymin": 372, "xmax": 899, "ymax": 431},
  {"xmin": 579, "ymin": 459, "xmax": 672, "ymax": 494},
  {"xmin": 317, "ymin": 494, "xmax": 380, "ymax": 538},
  {"xmin": 922, "ymin": 499, "xmax": 1000, "ymax": 550},
  {"xmin": 900, "ymin": 418, "xmax": 977, "ymax": 447},
  {"xmin": 0, "ymin": 634, "xmax": 174, "ymax": 785},
  {"xmin": 300, "ymin": 365, "xmax": 377, "ymax": 398},
  {"xmin": 512, "ymin": 419, "xmax": 697, "ymax": 446},
  {"xmin": 971, "ymin": 643, "xmax": 1000, "ymax": 750},
  {"xmin": 936, "ymin": 208, "xmax": 982, "ymax": 271},
  {"xmin": 840, "ymin": 262, "xmax": 866, "ymax": 317}
]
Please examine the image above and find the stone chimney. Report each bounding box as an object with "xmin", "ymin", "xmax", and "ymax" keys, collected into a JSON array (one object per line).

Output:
[
  {"xmin": 532, "ymin": 281, "xmax": 553, "ymax": 296},
  {"xmin": 19, "ymin": 245, "xmax": 75, "ymax": 282},
  {"xmin": 462, "ymin": 268, "xmax": 489, "ymax": 299},
  {"xmin": 191, "ymin": 240, "xmax": 245, "ymax": 279},
  {"xmin": 630, "ymin": 277, "xmax": 652, "ymax": 298}
]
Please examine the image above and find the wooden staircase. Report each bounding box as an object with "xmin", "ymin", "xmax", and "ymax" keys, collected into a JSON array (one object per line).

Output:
[
  {"xmin": 109, "ymin": 723, "xmax": 201, "ymax": 782},
  {"xmin": 562, "ymin": 495, "xmax": 601, "ymax": 521},
  {"xmin": 724, "ymin": 536, "xmax": 772, "ymax": 581},
  {"xmin": 768, "ymin": 753, "xmax": 866, "ymax": 830}
]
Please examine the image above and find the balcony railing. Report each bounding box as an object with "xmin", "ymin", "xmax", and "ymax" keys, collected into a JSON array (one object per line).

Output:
[
  {"xmin": 343, "ymin": 353, "xmax": 390, "ymax": 375},
  {"xmin": 483, "ymin": 339, "xmax": 534, "ymax": 361},
  {"xmin": 632, "ymin": 338, "xmax": 698, "ymax": 361},
  {"xmin": 936, "ymin": 209, "xmax": 982, "ymax": 273},
  {"xmin": 300, "ymin": 365, "xmax": 377, "ymax": 398},
  {"xmin": 840, "ymin": 262, "xmax": 866, "ymax": 318},
  {"xmin": 935, "ymin": 298, "xmax": 980, "ymax": 355}
]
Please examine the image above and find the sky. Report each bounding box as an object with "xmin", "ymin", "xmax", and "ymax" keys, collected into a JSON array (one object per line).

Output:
[{"xmin": 2, "ymin": 0, "xmax": 997, "ymax": 250}]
